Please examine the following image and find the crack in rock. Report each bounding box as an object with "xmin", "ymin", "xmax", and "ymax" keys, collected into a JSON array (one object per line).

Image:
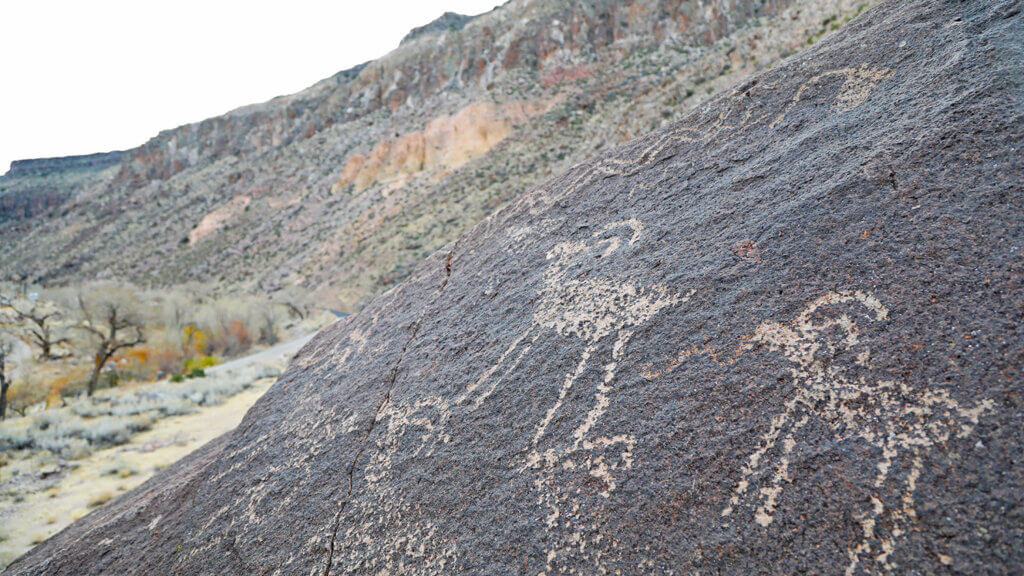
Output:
[{"xmin": 323, "ymin": 243, "xmax": 458, "ymax": 576}]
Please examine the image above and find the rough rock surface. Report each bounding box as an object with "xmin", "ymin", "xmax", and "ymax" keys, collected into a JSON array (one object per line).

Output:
[{"xmin": 6, "ymin": 0, "xmax": 1022, "ymax": 574}]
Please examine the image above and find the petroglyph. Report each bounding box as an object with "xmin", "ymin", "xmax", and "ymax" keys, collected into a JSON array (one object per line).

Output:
[
  {"xmin": 536, "ymin": 64, "xmax": 891, "ymax": 211},
  {"xmin": 332, "ymin": 395, "xmax": 458, "ymax": 576},
  {"xmin": 372, "ymin": 218, "xmax": 693, "ymax": 573},
  {"xmin": 640, "ymin": 344, "xmax": 730, "ymax": 380},
  {"xmin": 718, "ymin": 291, "xmax": 992, "ymax": 574},
  {"xmin": 177, "ymin": 328, "xmax": 374, "ymax": 567},
  {"xmin": 771, "ymin": 64, "xmax": 893, "ymax": 126},
  {"xmin": 827, "ymin": 64, "xmax": 894, "ymax": 112},
  {"xmin": 456, "ymin": 218, "xmax": 690, "ymax": 575},
  {"xmin": 324, "ymin": 252, "xmax": 466, "ymax": 576}
]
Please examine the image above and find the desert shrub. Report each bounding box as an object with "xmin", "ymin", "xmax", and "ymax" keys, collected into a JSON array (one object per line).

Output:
[
  {"xmin": 191, "ymin": 296, "xmax": 287, "ymax": 357},
  {"xmin": 0, "ymin": 411, "xmax": 93, "ymax": 458},
  {"xmin": 183, "ymin": 354, "xmax": 217, "ymax": 372},
  {"xmin": 87, "ymin": 492, "xmax": 113, "ymax": 508},
  {"xmin": 174, "ymin": 364, "xmax": 280, "ymax": 406},
  {"xmin": 0, "ymin": 404, "xmax": 154, "ymax": 457},
  {"xmin": 159, "ymin": 397, "xmax": 198, "ymax": 416},
  {"xmin": 111, "ymin": 344, "xmax": 180, "ymax": 382},
  {"xmin": 69, "ymin": 391, "xmax": 196, "ymax": 419},
  {"xmin": 32, "ymin": 409, "xmax": 82, "ymax": 434},
  {"xmin": 36, "ymin": 436, "xmax": 91, "ymax": 460},
  {"xmin": 100, "ymin": 459, "xmax": 138, "ymax": 478},
  {"xmin": 0, "ymin": 419, "xmax": 33, "ymax": 450},
  {"xmin": 0, "ymin": 360, "xmax": 278, "ymax": 458},
  {"xmin": 6, "ymin": 376, "xmax": 48, "ymax": 417},
  {"xmin": 79, "ymin": 414, "xmax": 156, "ymax": 445}
]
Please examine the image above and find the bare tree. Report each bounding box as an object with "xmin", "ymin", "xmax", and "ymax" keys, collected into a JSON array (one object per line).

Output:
[
  {"xmin": 259, "ymin": 308, "xmax": 279, "ymax": 346},
  {"xmin": 273, "ymin": 285, "xmax": 310, "ymax": 320},
  {"xmin": 2, "ymin": 297, "xmax": 70, "ymax": 361},
  {"xmin": 0, "ymin": 339, "xmax": 12, "ymax": 420},
  {"xmin": 75, "ymin": 295, "xmax": 145, "ymax": 397}
]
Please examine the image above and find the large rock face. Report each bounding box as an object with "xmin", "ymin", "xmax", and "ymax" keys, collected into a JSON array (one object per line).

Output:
[
  {"xmin": 0, "ymin": 153, "xmax": 123, "ymax": 223},
  {"xmin": 6, "ymin": 0, "xmax": 1022, "ymax": 573}
]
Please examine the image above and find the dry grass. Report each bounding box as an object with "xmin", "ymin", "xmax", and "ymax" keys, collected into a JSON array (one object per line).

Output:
[
  {"xmin": 0, "ymin": 359, "xmax": 284, "ymax": 459},
  {"xmin": 86, "ymin": 492, "xmax": 113, "ymax": 509}
]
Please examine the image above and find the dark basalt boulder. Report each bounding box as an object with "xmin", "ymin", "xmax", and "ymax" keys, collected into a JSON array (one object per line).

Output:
[{"xmin": 6, "ymin": 0, "xmax": 1022, "ymax": 573}]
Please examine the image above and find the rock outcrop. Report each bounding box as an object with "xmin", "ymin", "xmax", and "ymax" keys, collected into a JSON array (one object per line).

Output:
[
  {"xmin": 332, "ymin": 99, "xmax": 555, "ymax": 192},
  {"xmin": 5, "ymin": 0, "xmax": 1022, "ymax": 574},
  {"xmin": 400, "ymin": 11, "xmax": 476, "ymax": 46},
  {"xmin": 5, "ymin": 151, "xmax": 124, "ymax": 178},
  {"xmin": 0, "ymin": 151, "xmax": 124, "ymax": 224}
]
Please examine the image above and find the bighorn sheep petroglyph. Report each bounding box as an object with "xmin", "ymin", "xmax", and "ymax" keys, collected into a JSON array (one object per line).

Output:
[{"xmin": 721, "ymin": 291, "xmax": 992, "ymax": 574}]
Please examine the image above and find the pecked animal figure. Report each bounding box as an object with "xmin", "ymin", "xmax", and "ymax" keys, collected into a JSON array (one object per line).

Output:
[
  {"xmin": 722, "ymin": 291, "xmax": 994, "ymax": 574},
  {"xmin": 5, "ymin": 0, "xmax": 1021, "ymax": 574}
]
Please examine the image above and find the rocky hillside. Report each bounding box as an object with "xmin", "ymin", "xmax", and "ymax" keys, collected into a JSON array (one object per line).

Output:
[
  {"xmin": 6, "ymin": 0, "xmax": 1021, "ymax": 573},
  {"xmin": 1, "ymin": 0, "xmax": 871, "ymax": 310},
  {"xmin": 0, "ymin": 152, "xmax": 122, "ymax": 222}
]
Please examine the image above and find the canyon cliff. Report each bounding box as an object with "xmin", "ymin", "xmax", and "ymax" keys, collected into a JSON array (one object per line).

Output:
[{"xmin": 1, "ymin": 0, "xmax": 870, "ymax": 310}]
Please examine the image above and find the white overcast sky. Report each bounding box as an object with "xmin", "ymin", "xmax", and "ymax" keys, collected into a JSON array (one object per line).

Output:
[{"xmin": 0, "ymin": 0, "xmax": 506, "ymax": 172}]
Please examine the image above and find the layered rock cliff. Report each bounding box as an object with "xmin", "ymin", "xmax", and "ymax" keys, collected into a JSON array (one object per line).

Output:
[
  {"xmin": 5, "ymin": 0, "xmax": 1021, "ymax": 573},
  {"xmin": 6, "ymin": 152, "xmax": 124, "ymax": 178},
  {"xmin": 0, "ymin": 0, "xmax": 871, "ymax": 310}
]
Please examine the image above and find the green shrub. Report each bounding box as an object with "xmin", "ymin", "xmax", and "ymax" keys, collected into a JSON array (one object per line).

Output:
[{"xmin": 184, "ymin": 355, "xmax": 218, "ymax": 372}]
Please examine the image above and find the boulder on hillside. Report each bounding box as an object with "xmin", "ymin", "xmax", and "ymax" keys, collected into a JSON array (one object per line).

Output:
[{"xmin": 6, "ymin": 0, "xmax": 1022, "ymax": 574}]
